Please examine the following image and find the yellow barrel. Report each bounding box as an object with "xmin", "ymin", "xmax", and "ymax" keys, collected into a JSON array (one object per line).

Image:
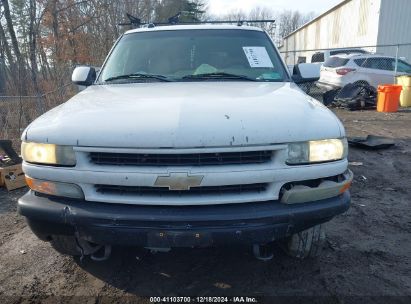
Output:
[{"xmin": 396, "ymin": 75, "xmax": 411, "ymax": 107}]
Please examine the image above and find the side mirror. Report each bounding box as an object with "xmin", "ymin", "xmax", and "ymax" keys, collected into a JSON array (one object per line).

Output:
[
  {"xmin": 292, "ymin": 63, "xmax": 320, "ymax": 84},
  {"xmin": 72, "ymin": 66, "xmax": 96, "ymax": 86}
]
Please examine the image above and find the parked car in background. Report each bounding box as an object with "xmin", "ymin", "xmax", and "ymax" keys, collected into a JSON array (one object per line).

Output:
[
  {"xmin": 310, "ymin": 48, "xmax": 369, "ymax": 64},
  {"xmin": 317, "ymin": 54, "xmax": 411, "ymax": 91},
  {"xmin": 286, "ymin": 48, "xmax": 370, "ymax": 84}
]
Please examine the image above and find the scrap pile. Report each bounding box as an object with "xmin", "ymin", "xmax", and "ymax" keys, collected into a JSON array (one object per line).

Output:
[
  {"xmin": 323, "ymin": 75, "xmax": 410, "ymax": 112},
  {"xmin": 0, "ymin": 140, "xmax": 26, "ymax": 191},
  {"xmin": 327, "ymin": 82, "xmax": 377, "ymax": 110}
]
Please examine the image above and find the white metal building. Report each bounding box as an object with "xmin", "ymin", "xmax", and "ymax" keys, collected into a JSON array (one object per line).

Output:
[{"xmin": 279, "ymin": 0, "xmax": 411, "ymax": 64}]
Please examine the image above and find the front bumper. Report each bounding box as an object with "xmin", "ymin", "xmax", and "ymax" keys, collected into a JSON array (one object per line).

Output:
[
  {"xmin": 316, "ymin": 81, "xmax": 342, "ymax": 92},
  {"xmin": 18, "ymin": 191, "xmax": 350, "ymax": 247}
]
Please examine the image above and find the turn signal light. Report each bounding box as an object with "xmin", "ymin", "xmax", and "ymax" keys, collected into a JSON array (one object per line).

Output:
[
  {"xmin": 25, "ymin": 176, "xmax": 84, "ymax": 199},
  {"xmin": 339, "ymin": 181, "xmax": 352, "ymax": 193}
]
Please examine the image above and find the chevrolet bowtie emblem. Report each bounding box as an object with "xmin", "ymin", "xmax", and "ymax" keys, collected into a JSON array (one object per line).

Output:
[{"xmin": 154, "ymin": 172, "xmax": 204, "ymax": 191}]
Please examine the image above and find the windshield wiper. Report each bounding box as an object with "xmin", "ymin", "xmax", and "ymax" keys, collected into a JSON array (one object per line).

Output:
[
  {"xmin": 104, "ymin": 73, "xmax": 172, "ymax": 82},
  {"xmin": 181, "ymin": 72, "xmax": 258, "ymax": 81}
]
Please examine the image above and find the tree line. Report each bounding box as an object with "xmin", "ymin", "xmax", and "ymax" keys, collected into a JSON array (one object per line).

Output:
[{"xmin": 0, "ymin": 0, "xmax": 312, "ymax": 96}]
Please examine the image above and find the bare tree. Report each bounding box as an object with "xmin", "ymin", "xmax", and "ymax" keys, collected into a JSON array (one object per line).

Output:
[
  {"xmin": 0, "ymin": 21, "xmax": 15, "ymax": 76},
  {"xmin": 0, "ymin": 0, "xmax": 315, "ymax": 97},
  {"xmin": 28, "ymin": 0, "xmax": 40, "ymax": 96},
  {"xmin": 1, "ymin": 0, "xmax": 26, "ymax": 94},
  {"xmin": 248, "ymin": 6, "xmax": 276, "ymax": 37},
  {"xmin": 220, "ymin": 9, "xmax": 247, "ymax": 22},
  {"xmin": 277, "ymin": 10, "xmax": 314, "ymax": 39}
]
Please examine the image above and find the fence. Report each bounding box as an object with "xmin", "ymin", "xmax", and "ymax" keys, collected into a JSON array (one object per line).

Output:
[
  {"xmin": 0, "ymin": 84, "xmax": 77, "ymax": 151},
  {"xmin": 280, "ymin": 43, "xmax": 411, "ymax": 67},
  {"xmin": 280, "ymin": 43, "xmax": 411, "ymax": 97},
  {"xmin": 280, "ymin": 43, "xmax": 411, "ymax": 101}
]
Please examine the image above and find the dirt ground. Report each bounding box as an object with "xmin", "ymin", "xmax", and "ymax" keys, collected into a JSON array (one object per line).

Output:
[{"xmin": 0, "ymin": 109, "xmax": 410, "ymax": 304}]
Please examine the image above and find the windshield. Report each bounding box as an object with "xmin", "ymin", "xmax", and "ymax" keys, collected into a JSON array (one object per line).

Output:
[
  {"xmin": 99, "ymin": 29, "xmax": 288, "ymax": 83},
  {"xmin": 323, "ymin": 57, "xmax": 350, "ymax": 68}
]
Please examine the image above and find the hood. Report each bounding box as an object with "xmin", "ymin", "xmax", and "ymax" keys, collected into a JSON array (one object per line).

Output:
[{"xmin": 24, "ymin": 82, "xmax": 344, "ymax": 148}]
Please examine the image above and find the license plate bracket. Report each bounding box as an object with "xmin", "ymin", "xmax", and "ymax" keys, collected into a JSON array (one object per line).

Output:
[{"xmin": 147, "ymin": 231, "xmax": 213, "ymax": 248}]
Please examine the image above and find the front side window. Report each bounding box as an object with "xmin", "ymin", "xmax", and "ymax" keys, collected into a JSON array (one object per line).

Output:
[
  {"xmin": 380, "ymin": 58, "xmax": 395, "ymax": 71},
  {"xmin": 363, "ymin": 58, "xmax": 395, "ymax": 71},
  {"xmin": 397, "ymin": 60, "xmax": 411, "ymax": 73},
  {"xmin": 99, "ymin": 29, "xmax": 288, "ymax": 83}
]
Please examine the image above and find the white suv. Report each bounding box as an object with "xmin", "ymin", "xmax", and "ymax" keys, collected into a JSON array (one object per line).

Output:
[
  {"xmin": 18, "ymin": 25, "xmax": 352, "ymax": 260},
  {"xmin": 317, "ymin": 54, "xmax": 411, "ymax": 91}
]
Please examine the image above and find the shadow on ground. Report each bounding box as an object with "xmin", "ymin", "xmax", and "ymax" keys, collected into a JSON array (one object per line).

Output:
[{"xmin": 74, "ymin": 244, "xmax": 328, "ymax": 297}]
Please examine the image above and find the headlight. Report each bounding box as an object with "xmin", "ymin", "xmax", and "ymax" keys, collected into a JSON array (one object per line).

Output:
[
  {"xmin": 287, "ymin": 138, "xmax": 348, "ymax": 165},
  {"xmin": 21, "ymin": 142, "xmax": 76, "ymax": 166}
]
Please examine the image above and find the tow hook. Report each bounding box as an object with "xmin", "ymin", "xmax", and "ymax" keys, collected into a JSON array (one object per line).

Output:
[
  {"xmin": 75, "ymin": 235, "xmax": 111, "ymax": 262},
  {"xmin": 253, "ymin": 244, "xmax": 274, "ymax": 261},
  {"xmin": 90, "ymin": 245, "xmax": 112, "ymax": 262}
]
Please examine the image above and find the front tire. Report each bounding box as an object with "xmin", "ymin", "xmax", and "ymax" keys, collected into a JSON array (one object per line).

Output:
[
  {"xmin": 282, "ymin": 224, "xmax": 325, "ymax": 259},
  {"xmin": 50, "ymin": 235, "xmax": 82, "ymax": 256}
]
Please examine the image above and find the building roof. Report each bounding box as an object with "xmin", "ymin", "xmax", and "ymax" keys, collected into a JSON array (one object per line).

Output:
[
  {"xmin": 284, "ymin": 0, "xmax": 351, "ymax": 39},
  {"xmin": 125, "ymin": 24, "xmax": 264, "ymax": 34}
]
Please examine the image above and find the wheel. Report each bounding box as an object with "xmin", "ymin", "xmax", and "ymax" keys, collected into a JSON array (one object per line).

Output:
[
  {"xmin": 50, "ymin": 235, "xmax": 82, "ymax": 256},
  {"xmin": 282, "ymin": 224, "xmax": 325, "ymax": 259},
  {"xmin": 353, "ymin": 80, "xmax": 370, "ymax": 87},
  {"xmin": 352, "ymin": 80, "xmax": 377, "ymax": 93}
]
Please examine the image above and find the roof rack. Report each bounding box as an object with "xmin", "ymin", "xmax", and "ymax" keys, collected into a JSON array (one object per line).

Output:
[{"xmin": 118, "ymin": 12, "xmax": 275, "ymax": 28}]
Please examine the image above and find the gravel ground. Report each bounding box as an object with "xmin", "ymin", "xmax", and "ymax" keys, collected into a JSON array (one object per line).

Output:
[{"xmin": 0, "ymin": 109, "xmax": 410, "ymax": 304}]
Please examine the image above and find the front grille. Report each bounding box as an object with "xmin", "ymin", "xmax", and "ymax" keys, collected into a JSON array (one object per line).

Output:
[
  {"xmin": 95, "ymin": 183, "xmax": 268, "ymax": 196},
  {"xmin": 89, "ymin": 151, "xmax": 272, "ymax": 166}
]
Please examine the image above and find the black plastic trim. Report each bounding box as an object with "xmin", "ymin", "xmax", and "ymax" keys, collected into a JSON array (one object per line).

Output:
[{"xmin": 18, "ymin": 191, "xmax": 350, "ymax": 246}]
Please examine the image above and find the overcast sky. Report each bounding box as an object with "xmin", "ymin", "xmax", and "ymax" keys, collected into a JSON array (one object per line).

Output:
[{"xmin": 207, "ymin": 0, "xmax": 344, "ymax": 16}]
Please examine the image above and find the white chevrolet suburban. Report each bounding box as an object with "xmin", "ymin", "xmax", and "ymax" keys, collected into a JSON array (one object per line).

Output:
[{"xmin": 18, "ymin": 25, "xmax": 352, "ymax": 261}]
